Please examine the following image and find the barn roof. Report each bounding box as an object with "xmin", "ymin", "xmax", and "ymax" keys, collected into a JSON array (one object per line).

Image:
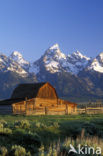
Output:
[{"xmin": 11, "ymin": 82, "xmax": 58, "ymax": 99}]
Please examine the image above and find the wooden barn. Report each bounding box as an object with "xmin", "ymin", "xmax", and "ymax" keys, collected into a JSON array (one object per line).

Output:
[{"xmin": 11, "ymin": 82, "xmax": 77, "ymax": 115}]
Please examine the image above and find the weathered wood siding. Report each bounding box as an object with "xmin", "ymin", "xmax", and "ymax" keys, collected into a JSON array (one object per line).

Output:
[
  {"xmin": 58, "ymin": 99, "xmax": 77, "ymax": 114},
  {"xmin": 26, "ymin": 108, "xmax": 45, "ymax": 115},
  {"xmin": 34, "ymin": 98, "xmax": 58, "ymax": 107},
  {"xmin": 68, "ymin": 104, "xmax": 77, "ymax": 114},
  {"xmin": 13, "ymin": 101, "xmax": 26, "ymax": 114},
  {"xmin": 12, "ymin": 97, "xmax": 77, "ymax": 115},
  {"xmin": 36, "ymin": 83, "xmax": 58, "ymax": 99}
]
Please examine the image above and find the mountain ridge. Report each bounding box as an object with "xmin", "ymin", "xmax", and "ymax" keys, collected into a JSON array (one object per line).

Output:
[
  {"xmin": 1, "ymin": 43, "xmax": 102, "ymax": 76},
  {"xmin": 0, "ymin": 44, "xmax": 103, "ymax": 101}
]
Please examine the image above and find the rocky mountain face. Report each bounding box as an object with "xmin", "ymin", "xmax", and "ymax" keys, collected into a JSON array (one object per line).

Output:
[
  {"xmin": 0, "ymin": 52, "xmax": 36, "ymax": 99},
  {"xmin": 0, "ymin": 44, "xmax": 103, "ymax": 101},
  {"xmin": 10, "ymin": 51, "xmax": 30, "ymax": 71},
  {"xmin": 86, "ymin": 52, "xmax": 103, "ymax": 73},
  {"xmin": 0, "ymin": 52, "xmax": 28, "ymax": 77},
  {"xmin": 29, "ymin": 44, "xmax": 91, "ymax": 76}
]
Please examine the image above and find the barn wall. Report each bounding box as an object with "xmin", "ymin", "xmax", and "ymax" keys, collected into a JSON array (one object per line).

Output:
[
  {"xmin": 34, "ymin": 98, "xmax": 58, "ymax": 107},
  {"xmin": 68, "ymin": 104, "xmax": 77, "ymax": 114},
  {"xmin": 37, "ymin": 83, "xmax": 58, "ymax": 99},
  {"xmin": 26, "ymin": 105, "xmax": 67, "ymax": 115},
  {"xmin": 26, "ymin": 108, "xmax": 45, "ymax": 115},
  {"xmin": 46, "ymin": 105, "xmax": 66, "ymax": 115},
  {"xmin": 12, "ymin": 97, "xmax": 77, "ymax": 115},
  {"xmin": 12, "ymin": 101, "xmax": 26, "ymax": 114}
]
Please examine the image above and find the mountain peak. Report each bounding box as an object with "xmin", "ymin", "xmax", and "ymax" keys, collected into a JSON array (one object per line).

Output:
[
  {"xmin": 97, "ymin": 52, "xmax": 103, "ymax": 59},
  {"xmin": 10, "ymin": 51, "xmax": 29, "ymax": 70},
  {"xmin": 10, "ymin": 51, "xmax": 24, "ymax": 63},
  {"xmin": 71, "ymin": 51, "xmax": 90, "ymax": 61},
  {"xmin": 95, "ymin": 52, "xmax": 103, "ymax": 64},
  {"xmin": 44, "ymin": 43, "xmax": 66, "ymax": 60},
  {"xmin": 74, "ymin": 50, "xmax": 83, "ymax": 55},
  {"xmin": 49, "ymin": 43, "xmax": 59, "ymax": 50},
  {"xmin": 87, "ymin": 52, "xmax": 103, "ymax": 73},
  {"xmin": 11, "ymin": 51, "xmax": 23, "ymax": 58}
]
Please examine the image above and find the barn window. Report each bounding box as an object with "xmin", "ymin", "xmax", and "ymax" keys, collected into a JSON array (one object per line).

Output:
[
  {"xmin": 52, "ymin": 104, "xmax": 54, "ymax": 107},
  {"xmin": 40, "ymin": 104, "xmax": 42, "ymax": 107}
]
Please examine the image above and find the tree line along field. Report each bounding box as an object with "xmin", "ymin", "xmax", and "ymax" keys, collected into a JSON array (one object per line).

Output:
[{"xmin": 0, "ymin": 114, "xmax": 103, "ymax": 155}]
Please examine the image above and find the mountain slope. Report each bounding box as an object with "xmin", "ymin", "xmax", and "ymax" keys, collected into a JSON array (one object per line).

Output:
[
  {"xmin": 66, "ymin": 51, "xmax": 90, "ymax": 74},
  {"xmin": 0, "ymin": 71, "xmax": 37, "ymax": 100}
]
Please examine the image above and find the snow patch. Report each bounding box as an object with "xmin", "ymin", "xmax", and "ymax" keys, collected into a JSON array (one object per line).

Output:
[
  {"xmin": 87, "ymin": 58, "xmax": 103, "ymax": 73},
  {"xmin": 49, "ymin": 43, "xmax": 59, "ymax": 50},
  {"xmin": 45, "ymin": 60, "xmax": 59, "ymax": 73}
]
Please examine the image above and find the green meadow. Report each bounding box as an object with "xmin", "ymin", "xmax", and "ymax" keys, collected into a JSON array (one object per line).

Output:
[{"xmin": 0, "ymin": 114, "xmax": 103, "ymax": 155}]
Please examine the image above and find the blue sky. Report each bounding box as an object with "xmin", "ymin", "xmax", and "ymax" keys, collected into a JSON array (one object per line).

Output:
[{"xmin": 0, "ymin": 0, "xmax": 103, "ymax": 61}]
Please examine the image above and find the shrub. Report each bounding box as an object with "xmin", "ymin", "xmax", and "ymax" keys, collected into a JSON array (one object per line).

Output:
[
  {"xmin": 35, "ymin": 122, "xmax": 47, "ymax": 129},
  {"xmin": 38, "ymin": 145, "xmax": 44, "ymax": 156},
  {"xmin": 14, "ymin": 120, "xmax": 30, "ymax": 129},
  {"xmin": 0, "ymin": 120, "xmax": 7, "ymax": 128},
  {"xmin": 53, "ymin": 122, "xmax": 59, "ymax": 128},
  {"xmin": 46, "ymin": 146, "xmax": 52, "ymax": 156},
  {"xmin": 0, "ymin": 123, "xmax": 3, "ymax": 129},
  {"xmin": 35, "ymin": 122, "xmax": 41, "ymax": 128},
  {"xmin": 52, "ymin": 148, "xmax": 57, "ymax": 156},
  {"xmin": 10, "ymin": 145, "xmax": 31, "ymax": 156},
  {"xmin": 0, "ymin": 128, "xmax": 12, "ymax": 136},
  {"xmin": 0, "ymin": 146, "xmax": 8, "ymax": 156}
]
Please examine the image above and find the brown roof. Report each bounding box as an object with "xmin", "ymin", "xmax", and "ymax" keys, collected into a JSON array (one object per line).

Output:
[
  {"xmin": 11, "ymin": 82, "xmax": 58, "ymax": 99},
  {"xmin": 11, "ymin": 82, "xmax": 47, "ymax": 99}
]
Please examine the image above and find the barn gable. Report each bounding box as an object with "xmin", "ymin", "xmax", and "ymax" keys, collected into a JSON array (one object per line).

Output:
[
  {"xmin": 11, "ymin": 82, "xmax": 58, "ymax": 99},
  {"xmin": 37, "ymin": 83, "xmax": 58, "ymax": 99}
]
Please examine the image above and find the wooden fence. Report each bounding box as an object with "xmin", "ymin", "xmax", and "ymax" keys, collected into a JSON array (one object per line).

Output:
[{"xmin": 77, "ymin": 107, "xmax": 103, "ymax": 114}]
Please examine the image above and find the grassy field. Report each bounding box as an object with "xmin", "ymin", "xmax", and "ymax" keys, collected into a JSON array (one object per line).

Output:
[
  {"xmin": 1, "ymin": 113, "xmax": 103, "ymax": 122},
  {"xmin": 0, "ymin": 114, "xmax": 103, "ymax": 155}
]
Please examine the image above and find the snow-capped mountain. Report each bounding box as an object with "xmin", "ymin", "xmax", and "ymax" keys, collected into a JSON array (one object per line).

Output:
[
  {"xmin": 30, "ymin": 44, "xmax": 91, "ymax": 75},
  {"xmin": 29, "ymin": 43, "xmax": 66, "ymax": 74},
  {"xmin": 63, "ymin": 51, "xmax": 90, "ymax": 74},
  {"xmin": 0, "ymin": 52, "xmax": 28, "ymax": 77},
  {"xmin": 67, "ymin": 51, "xmax": 90, "ymax": 65},
  {"xmin": 0, "ymin": 44, "xmax": 103, "ymax": 100},
  {"xmin": 10, "ymin": 51, "xmax": 30, "ymax": 71},
  {"xmin": 87, "ymin": 52, "xmax": 103, "ymax": 73},
  {"xmin": 1, "ymin": 44, "xmax": 103, "ymax": 77}
]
